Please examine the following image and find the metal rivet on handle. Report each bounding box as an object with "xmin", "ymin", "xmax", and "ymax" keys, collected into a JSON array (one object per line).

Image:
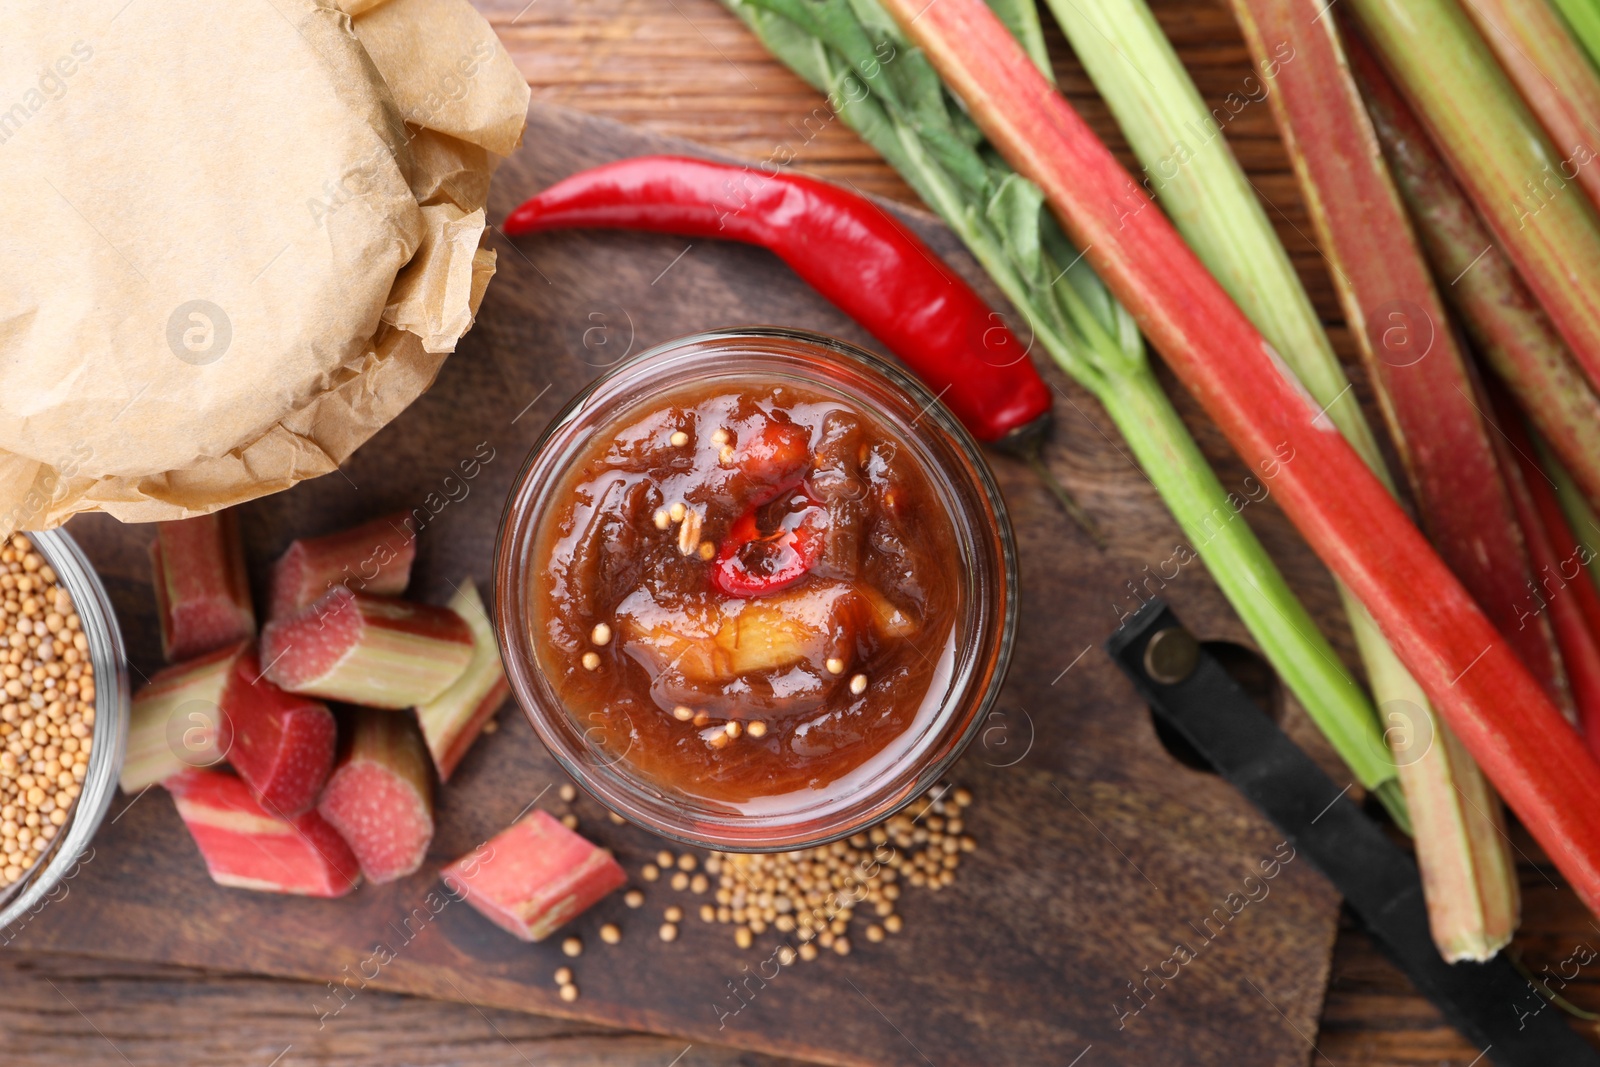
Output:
[{"xmin": 1144, "ymin": 627, "xmax": 1199, "ymax": 685}]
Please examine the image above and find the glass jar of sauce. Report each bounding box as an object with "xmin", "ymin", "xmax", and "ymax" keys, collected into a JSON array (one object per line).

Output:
[{"xmin": 495, "ymin": 328, "xmax": 1015, "ymax": 850}]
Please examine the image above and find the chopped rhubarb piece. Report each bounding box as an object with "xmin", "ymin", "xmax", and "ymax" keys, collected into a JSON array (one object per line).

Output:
[
  {"xmin": 317, "ymin": 710, "xmax": 434, "ymax": 884},
  {"xmin": 268, "ymin": 513, "xmax": 417, "ymax": 619},
  {"xmin": 225, "ymin": 648, "xmax": 336, "ymax": 817},
  {"xmin": 440, "ymin": 810, "xmax": 625, "ymax": 942},
  {"xmin": 260, "ymin": 587, "xmax": 472, "ymax": 709},
  {"xmin": 414, "ymin": 579, "xmax": 509, "ymax": 780},
  {"xmin": 150, "ymin": 512, "xmax": 255, "ymax": 661},
  {"xmin": 166, "ymin": 768, "xmax": 360, "ymax": 897},
  {"xmin": 121, "ymin": 643, "xmax": 243, "ymax": 793}
]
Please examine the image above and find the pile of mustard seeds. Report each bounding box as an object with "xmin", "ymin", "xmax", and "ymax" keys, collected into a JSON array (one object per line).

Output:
[{"xmin": 0, "ymin": 535, "xmax": 93, "ymax": 886}]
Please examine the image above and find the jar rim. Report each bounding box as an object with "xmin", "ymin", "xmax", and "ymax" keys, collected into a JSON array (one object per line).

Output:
[{"xmin": 493, "ymin": 327, "xmax": 1017, "ymax": 851}]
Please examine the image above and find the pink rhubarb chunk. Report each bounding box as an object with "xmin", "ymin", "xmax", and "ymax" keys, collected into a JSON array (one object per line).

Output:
[
  {"xmin": 441, "ymin": 810, "xmax": 625, "ymax": 942},
  {"xmin": 121, "ymin": 642, "xmax": 243, "ymax": 794},
  {"xmin": 225, "ymin": 648, "xmax": 336, "ymax": 818},
  {"xmin": 150, "ymin": 512, "xmax": 255, "ymax": 661},
  {"xmin": 260, "ymin": 587, "xmax": 473, "ymax": 709},
  {"xmin": 268, "ymin": 513, "xmax": 417, "ymax": 620},
  {"xmin": 415, "ymin": 579, "xmax": 509, "ymax": 781},
  {"xmin": 166, "ymin": 768, "xmax": 360, "ymax": 897},
  {"xmin": 318, "ymin": 709, "xmax": 434, "ymax": 885}
]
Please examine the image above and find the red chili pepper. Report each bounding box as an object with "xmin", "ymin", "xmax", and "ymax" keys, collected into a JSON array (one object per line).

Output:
[
  {"xmin": 504, "ymin": 156, "xmax": 1052, "ymax": 444},
  {"xmin": 732, "ymin": 419, "xmax": 811, "ymax": 497},
  {"xmin": 711, "ymin": 488, "xmax": 829, "ymax": 598}
]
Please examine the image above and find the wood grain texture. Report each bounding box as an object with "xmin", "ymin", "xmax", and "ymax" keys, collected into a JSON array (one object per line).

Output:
[{"xmin": 10, "ymin": 105, "xmax": 1350, "ymax": 1067}]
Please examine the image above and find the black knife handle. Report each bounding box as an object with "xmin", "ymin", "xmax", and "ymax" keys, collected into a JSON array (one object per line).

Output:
[{"xmin": 1105, "ymin": 598, "xmax": 1600, "ymax": 1067}]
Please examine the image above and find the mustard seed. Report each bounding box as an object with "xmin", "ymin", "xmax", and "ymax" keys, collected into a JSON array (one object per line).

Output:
[
  {"xmin": 581, "ymin": 652, "xmax": 601, "ymax": 671},
  {"xmin": 600, "ymin": 923, "xmax": 621, "ymax": 945},
  {"xmin": 670, "ymin": 431, "xmax": 690, "ymax": 447},
  {"xmin": 659, "ymin": 923, "xmax": 678, "ymax": 942},
  {"xmin": 664, "ymin": 905, "xmax": 684, "ymax": 923},
  {"xmin": 558, "ymin": 783, "xmax": 577, "ymax": 803},
  {"xmin": 589, "ymin": 623, "xmax": 612, "ymax": 647},
  {"xmin": 554, "ymin": 967, "xmax": 573, "ymax": 985},
  {"xmin": 559, "ymin": 982, "xmax": 579, "ymax": 1002},
  {"xmin": 562, "ymin": 936, "xmax": 583, "ymax": 958},
  {"xmin": 625, "ymin": 889, "xmax": 645, "ymax": 908}
]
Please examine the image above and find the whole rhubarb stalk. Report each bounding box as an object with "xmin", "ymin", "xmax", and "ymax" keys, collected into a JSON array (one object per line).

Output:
[
  {"xmin": 167, "ymin": 768, "xmax": 360, "ymax": 897},
  {"xmin": 318, "ymin": 709, "xmax": 434, "ymax": 885},
  {"xmin": 875, "ymin": 0, "xmax": 1600, "ymax": 914},
  {"xmin": 150, "ymin": 513, "xmax": 255, "ymax": 662},
  {"xmin": 1345, "ymin": 0, "xmax": 1600, "ymax": 396},
  {"xmin": 1550, "ymin": 0, "xmax": 1600, "ymax": 70},
  {"xmin": 1052, "ymin": 0, "xmax": 1527, "ymax": 957},
  {"xmin": 261, "ymin": 587, "xmax": 473, "ymax": 709},
  {"xmin": 414, "ymin": 579, "xmax": 509, "ymax": 781},
  {"xmin": 1222, "ymin": 0, "xmax": 1566, "ymax": 720},
  {"xmin": 1457, "ymin": 0, "xmax": 1600, "ymax": 216},
  {"xmin": 1347, "ymin": 32, "xmax": 1600, "ymax": 521},
  {"xmin": 1491, "ymin": 386, "xmax": 1600, "ymax": 753}
]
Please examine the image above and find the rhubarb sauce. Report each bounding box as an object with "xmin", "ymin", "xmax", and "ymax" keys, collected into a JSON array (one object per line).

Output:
[{"xmin": 530, "ymin": 379, "xmax": 962, "ymax": 807}]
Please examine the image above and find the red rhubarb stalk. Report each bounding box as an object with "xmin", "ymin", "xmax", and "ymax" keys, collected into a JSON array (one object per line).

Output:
[
  {"xmin": 150, "ymin": 513, "xmax": 255, "ymax": 662},
  {"xmin": 268, "ymin": 513, "xmax": 417, "ymax": 620},
  {"xmin": 440, "ymin": 809, "xmax": 625, "ymax": 942},
  {"xmin": 260, "ymin": 587, "xmax": 473, "ymax": 709},
  {"xmin": 1345, "ymin": 0, "xmax": 1600, "ymax": 396},
  {"xmin": 1347, "ymin": 33, "xmax": 1600, "ymax": 521},
  {"xmin": 318, "ymin": 709, "xmax": 434, "ymax": 884},
  {"xmin": 1490, "ymin": 387, "xmax": 1600, "ymax": 751},
  {"xmin": 1226, "ymin": 0, "xmax": 1568, "ymax": 713},
  {"xmin": 167, "ymin": 768, "xmax": 360, "ymax": 897},
  {"xmin": 877, "ymin": 0, "xmax": 1600, "ymax": 913},
  {"xmin": 414, "ymin": 579, "xmax": 509, "ymax": 781},
  {"xmin": 1457, "ymin": 0, "xmax": 1600, "ymax": 217},
  {"xmin": 121, "ymin": 642, "xmax": 242, "ymax": 793},
  {"xmin": 224, "ymin": 648, "xmax": 336, "ymax": 817}
]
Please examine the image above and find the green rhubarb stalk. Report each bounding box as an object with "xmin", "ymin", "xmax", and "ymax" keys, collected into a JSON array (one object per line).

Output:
[
  {"xmin": 1459, "ymin": 0, "xmax": 1600, "ymax": 216},
  {"xmin": 722, "ymin": 0, "xmax": 1406, "ymax": 818},
  {"xmin": 1346, "ymin": 0, "xmax": 1600, "ymax": 396},
  {"xmin": 1550, "ymin": 0, "xmax": 1600, "ymax": 88},
  {"xmin": 1044, "ymin": 0, "xmax": 1509, "ymax": 953}
]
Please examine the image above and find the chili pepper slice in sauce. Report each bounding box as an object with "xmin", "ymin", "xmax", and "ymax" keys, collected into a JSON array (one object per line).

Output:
[
  {"xmin": 503, "ymin": 155, "xmax": 1053, "ymax": 445},
  {"xmin": 711, "ymin": 488, "xmax": 829, "ymax": 598}
]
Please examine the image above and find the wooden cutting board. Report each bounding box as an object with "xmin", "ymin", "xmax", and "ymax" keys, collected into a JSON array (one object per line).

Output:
[{"xmin": 15, "ymin": 103, "xmax": 1355, "ymax": 1067}]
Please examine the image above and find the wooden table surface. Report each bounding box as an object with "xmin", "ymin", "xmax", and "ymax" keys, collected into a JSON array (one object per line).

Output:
[{"xmin": 9, "ymin": 1, "xmax": 1600, "ymax": 1064}]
